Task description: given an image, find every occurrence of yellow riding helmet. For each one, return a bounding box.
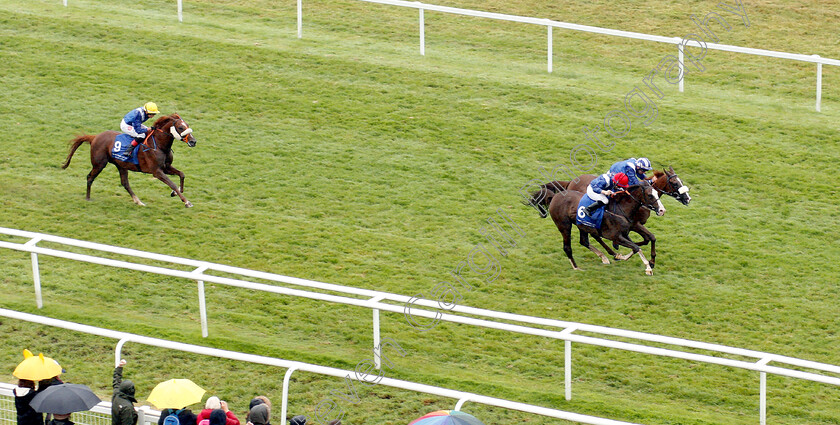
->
[143,102,160,115]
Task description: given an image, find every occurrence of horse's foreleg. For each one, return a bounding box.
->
[118,167,145,206]
[632,224,656,268]
[581,232,610,264]
[593,235,617,258]
[613,234,652,275]
[164,165,185,197]
[154,170,192,208]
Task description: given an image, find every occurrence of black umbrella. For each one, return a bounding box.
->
[30,384,102,414]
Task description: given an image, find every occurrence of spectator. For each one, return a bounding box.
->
[14,379,43,425]
[245,404,269,425]
[197,398,239,425]
[111,359,138,425]
[247,396,271,412]
[158,408,197,425]
[46,414,73,425]
[209,410,227,425]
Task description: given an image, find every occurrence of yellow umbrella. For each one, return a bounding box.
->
[146,379,206,409]
[13,349,63,381]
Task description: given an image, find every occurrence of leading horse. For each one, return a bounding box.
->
[61,114,197,207]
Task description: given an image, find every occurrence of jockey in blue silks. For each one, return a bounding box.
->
[119,102,160,148]
[609,157,653,186]
[580,171,630,219]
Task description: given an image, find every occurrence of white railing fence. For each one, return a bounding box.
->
[54,0,839,110]
[0,309,638,425]
[2,227,840,425]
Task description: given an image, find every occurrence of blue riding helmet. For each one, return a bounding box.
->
[635,157,652,171]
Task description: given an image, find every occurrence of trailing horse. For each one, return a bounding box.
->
[61,114,197,207]
[546,183,665,275]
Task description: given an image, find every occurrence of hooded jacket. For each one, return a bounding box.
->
[246,404,269,425]
[14,385,44,425]
[111,367,138,425]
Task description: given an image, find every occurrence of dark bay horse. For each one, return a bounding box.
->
[528,167,689,268]
[546,183,664,275]
[61,114,197,207]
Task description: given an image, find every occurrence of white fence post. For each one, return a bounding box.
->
[419,7,425,56]
[565,340,572,400]
[454,397,469,410]
[370,296,385,369]
[177,0,182,22]
[547,25,553,73]
[758,358,770,425]
[677,39,684,93]
[63,0,67,6]
[115,338,130,367]
[194,265,210,337]
[281,367,298,423]
[25,238,43,308]
[814,55,822,112]
[31,253,42,309]
[297,0,303,38]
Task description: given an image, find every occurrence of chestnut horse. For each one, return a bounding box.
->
[61,114,197,207]
[546,183,664,275]
[527,167,689,268]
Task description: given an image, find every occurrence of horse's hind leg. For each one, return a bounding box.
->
[118,167,145,206]
[579,230,610,264]
[164,165,185,197]
[153,169,192,208]
[554,219,580,270]
[85,163,107,201]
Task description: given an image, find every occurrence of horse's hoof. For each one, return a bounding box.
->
[601,258,611,265]
[645,269,653,276]
[171,190,176,197]
[573,267,583,271]
[185,201,193,208]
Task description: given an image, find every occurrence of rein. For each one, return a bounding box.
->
[617,184,659,215]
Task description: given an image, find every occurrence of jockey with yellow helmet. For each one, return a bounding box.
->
[119,102,159,149]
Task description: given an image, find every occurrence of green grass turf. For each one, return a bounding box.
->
[0,0,839,424]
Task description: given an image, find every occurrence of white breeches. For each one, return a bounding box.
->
[586,186,610,204]
[120,120,144,138]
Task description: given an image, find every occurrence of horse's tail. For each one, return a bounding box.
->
[61,135,94,169]
[520,181,572,218]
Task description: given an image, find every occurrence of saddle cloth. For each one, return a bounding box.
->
[111,134,140,165]
[575,194,605,229]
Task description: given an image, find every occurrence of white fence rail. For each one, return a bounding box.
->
[2,227,840,424]
[55,0,839,110]
[0,309,638,425]
[295,0,839,111]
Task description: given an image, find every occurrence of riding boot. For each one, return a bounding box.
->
[583,200,606,217]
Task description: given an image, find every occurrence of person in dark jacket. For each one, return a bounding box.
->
[111,359,138,425]
[46,414,74,425]
[14,379,43,425]
[158,409,197,425]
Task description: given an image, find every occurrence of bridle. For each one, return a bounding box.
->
[653,172,689,199]
[612,181,660,219]
[169,118,193,143]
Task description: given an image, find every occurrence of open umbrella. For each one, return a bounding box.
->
[146,379,206,409]
[30,384,101,414]
[13,349,63,381]
[408,411,485,425]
